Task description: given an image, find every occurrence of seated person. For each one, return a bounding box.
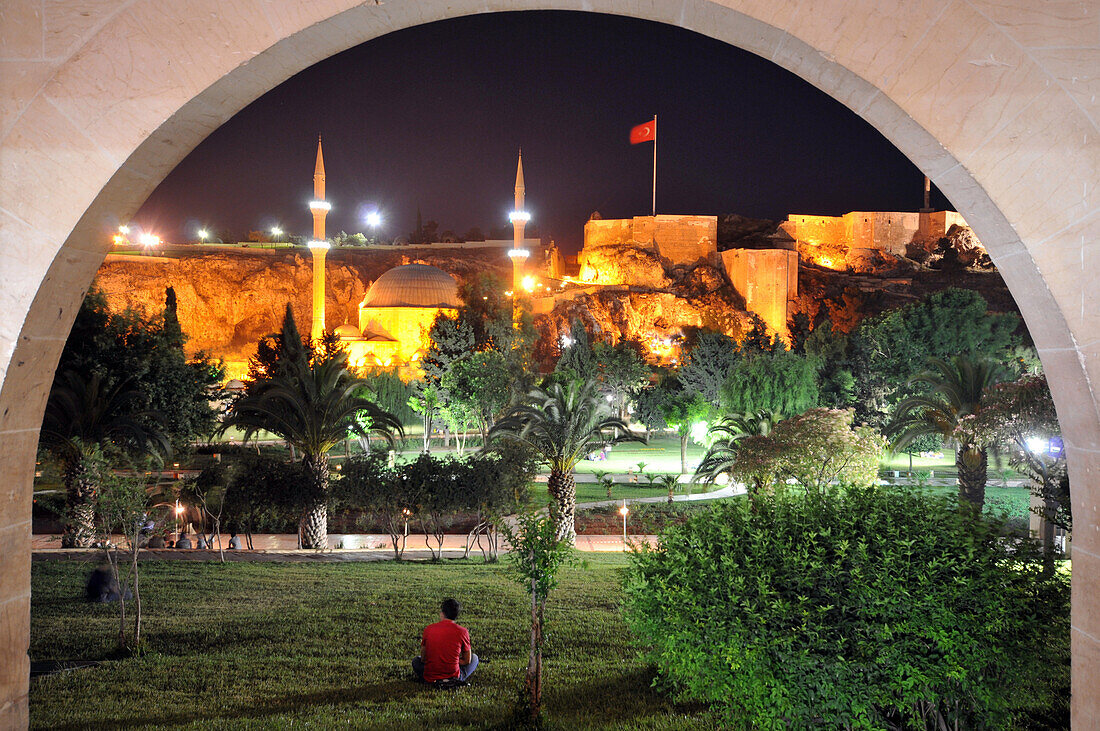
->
[175,533,193,549]
[412,598,478,684]
[228,533,241,550]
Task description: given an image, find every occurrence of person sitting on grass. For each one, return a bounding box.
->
[412,598,478,684]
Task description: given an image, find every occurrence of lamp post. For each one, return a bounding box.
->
[619,503,629,551]
[174,500,184,538]
[198,228,209,243]
[402,508,412,556]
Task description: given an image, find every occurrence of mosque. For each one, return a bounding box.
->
[304,139,530,378]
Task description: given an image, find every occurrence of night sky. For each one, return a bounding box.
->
[135,11,952,253]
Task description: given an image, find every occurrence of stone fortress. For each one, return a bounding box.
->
[93,144,988,379]
[537,200,977,345]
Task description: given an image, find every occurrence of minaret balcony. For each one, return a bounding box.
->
[307,239,331,250]
[309,200,331,211]
[507,248,530,259]
[508,211,531,223]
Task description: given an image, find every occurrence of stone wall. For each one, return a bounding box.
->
[720,249,799,337]
[781,210,971,266]
[579,215,718,283]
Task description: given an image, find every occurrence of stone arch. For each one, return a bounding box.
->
[1,2,1096,725]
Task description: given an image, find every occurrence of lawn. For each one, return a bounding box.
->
[30,556,717,730]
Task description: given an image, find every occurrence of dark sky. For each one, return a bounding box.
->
[135,11,951,253]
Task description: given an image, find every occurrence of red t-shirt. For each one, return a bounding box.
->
[421,620,471,682]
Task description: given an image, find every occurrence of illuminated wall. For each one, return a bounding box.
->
[781,210,970,268]
[720,249,799,338]
[341,305,457,379]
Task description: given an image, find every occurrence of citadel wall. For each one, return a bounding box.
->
[781,210,968,265]
[720,249,799,337]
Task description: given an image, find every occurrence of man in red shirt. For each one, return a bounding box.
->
[412,598,478,683]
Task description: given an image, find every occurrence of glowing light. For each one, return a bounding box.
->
[508,210,531,223]
[1026,436,1048,453]
[482,296,488,300]
[174,501,184,516]
[507,248,530,259]
[138,233,160,247]
[198,228,209,241]
[561,336,573,347]
[619,505,629,517]
[270,226,282,236]
[365,211,382,228]
[715,473,730,486]
[522,275,536,292]
[819,257,834,268]
[112,234,125,245]
[307,239,330,250]
[118,225,130,234]
[690,421,709,444]
[309,200,331,211]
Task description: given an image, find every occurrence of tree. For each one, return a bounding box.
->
[656,382,712,474]
[729,408,884,495]
[694,410,782,497]
[718,348,819,418]
[962,374,1069,571]
[803,320,855,408]
[442,349,512,444]
[94,474,151,652]
[490,379,642,542]
[221,307,401,548]
[593,340,650,418]
[624,487,1069,728]
[677,330,739,407]
[499,509,574,724]
[457,272,508,348]
[554,319,598,384]
[886,356,1003,510]
[850,289,1019,425]
[40,370,169,547]
[55,287,223,454]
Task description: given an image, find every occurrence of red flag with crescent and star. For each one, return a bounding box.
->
[630,118,656,144]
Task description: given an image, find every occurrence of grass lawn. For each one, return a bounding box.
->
[31,556,717,730]
[571,479,725,505]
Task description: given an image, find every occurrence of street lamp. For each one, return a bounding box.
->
[619,503,629,550]
[401,508,412,555]
[270,226,283,242]
[118,224,130,234]
[198,228,209,243]
[365,211,382,228]
[174,499,184,537]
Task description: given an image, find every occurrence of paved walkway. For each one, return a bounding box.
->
[31,532,657,560]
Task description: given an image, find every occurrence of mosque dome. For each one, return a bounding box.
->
[360,264,460,308]
[335,323,362,339]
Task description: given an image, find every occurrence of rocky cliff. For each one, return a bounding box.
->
[94,247,512,365]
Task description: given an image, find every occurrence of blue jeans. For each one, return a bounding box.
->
[412,653,478,682]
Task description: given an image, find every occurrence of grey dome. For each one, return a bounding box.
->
[361,264,460,308]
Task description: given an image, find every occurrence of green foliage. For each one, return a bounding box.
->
[624,487,1070,729]
[850,288,1020,424]
[442,349,513,438]
[718,348,819,417]
[359,368,416,425]
[803,319,855,408]
[56,287,223,453]
[593,340,650,417]
[223,453,312,534]
[554,319,598,384]
[677,330,739,406]
[729,408,884,493]
[631,384,670,431]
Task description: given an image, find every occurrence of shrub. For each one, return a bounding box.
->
[624,486,1069,729]
[730,408,884,494]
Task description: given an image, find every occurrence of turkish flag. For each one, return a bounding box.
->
[630,119,656,144]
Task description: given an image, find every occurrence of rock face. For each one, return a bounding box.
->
[93,247,511,366]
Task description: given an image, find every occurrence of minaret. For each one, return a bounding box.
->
[507,151,531,321]
[308,136,331,343]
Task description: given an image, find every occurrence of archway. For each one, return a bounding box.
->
[1,2,1095,725]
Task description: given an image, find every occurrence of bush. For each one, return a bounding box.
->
[624,487,1069,729]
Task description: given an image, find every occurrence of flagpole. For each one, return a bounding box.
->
[651,114,657,217]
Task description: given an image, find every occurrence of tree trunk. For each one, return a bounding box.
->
[956,446,988,511]
[680,432,688,475]
[547,469,576,544]
[300,453,330,549]
[62,460,97,548]
[525,576,543,722]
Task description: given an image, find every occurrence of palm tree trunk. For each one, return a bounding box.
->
[680,431,688,474]
[547,469,576,544]
[62,459,96,548]
[957,446,988,511]
[300,453,330,549]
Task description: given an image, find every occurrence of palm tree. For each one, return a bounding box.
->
[40,370,169,547]
[886,356,1002,510]
[221,344,401,549]
[490,379,642,542]
[694,410,781,496]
